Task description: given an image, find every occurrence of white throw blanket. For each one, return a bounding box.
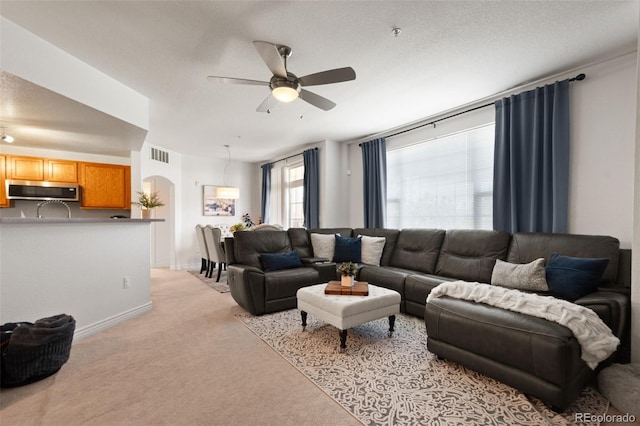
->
[427,281,620,369]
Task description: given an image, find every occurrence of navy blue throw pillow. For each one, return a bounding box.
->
[261,251,303,272]
[333,235,362,263]
[545,253,609,301]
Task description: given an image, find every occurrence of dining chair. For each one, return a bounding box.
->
[204,225,226,281]
[195,224,209,274]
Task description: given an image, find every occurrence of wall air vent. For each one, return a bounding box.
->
[151,147,169,164]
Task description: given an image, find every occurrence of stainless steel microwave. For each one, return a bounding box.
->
[6,180,80,201]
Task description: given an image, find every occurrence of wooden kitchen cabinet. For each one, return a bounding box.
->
[44,159,78,182]
[7,155,44,180]
[78,162,131,209]
[0,155,10,207]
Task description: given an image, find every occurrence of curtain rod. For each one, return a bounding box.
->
[266,147,318,166]
[378,73,586,140]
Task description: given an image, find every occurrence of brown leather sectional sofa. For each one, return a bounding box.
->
[224,227,630,410]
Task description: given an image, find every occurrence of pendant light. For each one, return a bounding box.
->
[215,144,240,199]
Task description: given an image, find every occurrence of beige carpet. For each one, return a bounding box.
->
[0,269,633,425]
[0,269,360,426]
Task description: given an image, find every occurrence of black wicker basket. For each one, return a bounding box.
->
[1,314,75,387]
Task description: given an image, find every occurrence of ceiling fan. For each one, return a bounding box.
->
[207,41,356,112]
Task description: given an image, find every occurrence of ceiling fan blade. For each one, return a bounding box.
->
[207,76,268,86]
[299,89,336,111]
[256,95,278,113]
[253,41,287,78]
[298,67,356,86]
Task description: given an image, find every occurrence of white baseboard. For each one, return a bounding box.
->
[73,302,153,341]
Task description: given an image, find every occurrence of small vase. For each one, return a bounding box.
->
[141,209,153,219]
[341,275,354,287]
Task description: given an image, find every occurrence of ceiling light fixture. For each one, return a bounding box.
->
[1,127,14,143]
[271,79,300,103]
[216,144,240,199]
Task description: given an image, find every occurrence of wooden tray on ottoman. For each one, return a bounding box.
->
[324,281,369,296]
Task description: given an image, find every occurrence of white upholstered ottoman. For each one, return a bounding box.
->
[296,283,401,351]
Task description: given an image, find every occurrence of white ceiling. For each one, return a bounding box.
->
[0,1,638,162]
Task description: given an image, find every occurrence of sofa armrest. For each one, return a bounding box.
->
[226,264,266,315]
[574,291,629,338]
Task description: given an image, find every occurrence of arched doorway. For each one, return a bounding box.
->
[143,176,175,269]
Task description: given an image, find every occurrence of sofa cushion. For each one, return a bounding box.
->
[264,267,320,301]
[260,251,303,272]
[359,235,386,266]
[358,265,408,299]
[310,233,336,260]
[353,228,400,266]
[233,230,292,270]
[288,228,313,258]
[389,229,445,274]
[435,229,510,283]
[546,253,609,301]
[506,233,620,285]
[333,235,362,263]
[491,258,548,292]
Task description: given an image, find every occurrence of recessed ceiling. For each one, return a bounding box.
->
[0,1,638,162]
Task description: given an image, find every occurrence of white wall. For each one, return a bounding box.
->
[569,54,637,247]
[137,141,259,271]
[176,153,257,270]
[344,54,637,248]
[0,221,152,339]
[320,140,350,227]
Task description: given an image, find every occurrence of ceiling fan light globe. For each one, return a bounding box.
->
[272,86,299,103]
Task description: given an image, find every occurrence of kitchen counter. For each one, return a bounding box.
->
[1,218,158,340]
[0,218,164,224]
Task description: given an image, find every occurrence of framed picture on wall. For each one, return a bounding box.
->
[203,185,236,216]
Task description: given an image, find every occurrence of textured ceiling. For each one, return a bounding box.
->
[0,1,638,162]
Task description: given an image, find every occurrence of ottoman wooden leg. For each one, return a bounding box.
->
[301,311,307,331]
[339,329,348,352]
[388,315,396,336]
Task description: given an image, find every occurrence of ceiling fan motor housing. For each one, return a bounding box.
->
[270,73,300,102]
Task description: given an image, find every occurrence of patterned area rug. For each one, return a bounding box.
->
[188,270,230,293]
[238,310,609,426]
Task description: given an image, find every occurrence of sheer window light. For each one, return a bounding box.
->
[387,124,495,230]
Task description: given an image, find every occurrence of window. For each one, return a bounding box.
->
[286,163,304,228]
[387,124,495,230]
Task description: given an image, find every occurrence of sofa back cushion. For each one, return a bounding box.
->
[233,230,293,270]
[288,228,313,258]
[388,229,445,273]
[507,232,620,285]
[435,229,511,283]
[288,228,354,259]
[353,228,400,266]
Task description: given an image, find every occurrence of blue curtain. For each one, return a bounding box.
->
[360,138,387,228]
[493,80,570,233]
[260,163,272,224]
[303,148,319,228]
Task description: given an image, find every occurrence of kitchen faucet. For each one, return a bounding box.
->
[36,200,72,218]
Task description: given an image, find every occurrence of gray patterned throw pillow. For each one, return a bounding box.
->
[491,258,548,292]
